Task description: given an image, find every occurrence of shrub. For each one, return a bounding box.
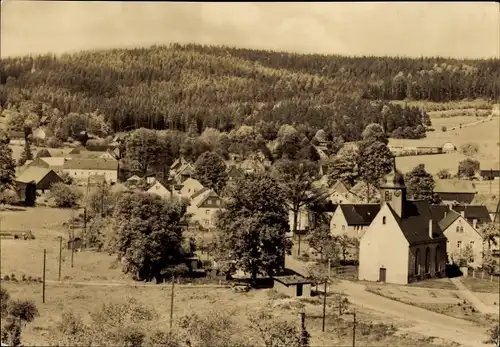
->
[3,275,10,281]
[441,126,447,132]
[46,136,62,148]
[49,183,82,208]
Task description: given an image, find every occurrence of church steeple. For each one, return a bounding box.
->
[379,156,406,218]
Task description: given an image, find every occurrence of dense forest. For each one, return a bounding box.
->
[0,43,498,140]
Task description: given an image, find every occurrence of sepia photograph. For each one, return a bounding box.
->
[0,1,499,346]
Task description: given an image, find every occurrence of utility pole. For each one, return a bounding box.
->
[42,249,46,303]
[169,275,175,331]
[328,258,331,279]
[58,236,62,281]
[100,182,104,217]
[352,311,357,347]
[322,280,327,332]
[83,207,87,247]
[71,209,74,268]
[297,233,301,256]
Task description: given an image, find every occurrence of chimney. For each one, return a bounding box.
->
[460,211,465,218]
[429,219,433,238]
[473,219,477,229]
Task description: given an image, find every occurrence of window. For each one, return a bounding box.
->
[424,247,431,274]
[470,241,474,247]
[216,200,221,206]
[205,210,209,215]
[333,224,336,229]
[382,216,386,225]
[341,225,345,231]
[456,226,460,232]
[457,241,462,248]
[384,191,392,202]
[460,227,464,233]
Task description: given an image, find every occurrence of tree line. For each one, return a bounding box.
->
[0,43,462,141]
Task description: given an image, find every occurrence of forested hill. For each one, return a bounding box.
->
[0,43,498,139]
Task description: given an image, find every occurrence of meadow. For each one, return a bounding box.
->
[2,281,458,347]
[392,116,499,175]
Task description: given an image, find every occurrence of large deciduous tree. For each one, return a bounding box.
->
[357,140,393,202]
[458,158,480,180]
[215,173,291,282]
[272,159,324,235]
[125,128,169,176]
[404,164,436,201]
[193,151,228,194]
[110,191,189,282]
[361,123,388,145]
[327,145,360,187]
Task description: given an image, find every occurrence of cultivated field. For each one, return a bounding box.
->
[1,282,462,347]
[392,116,500,174]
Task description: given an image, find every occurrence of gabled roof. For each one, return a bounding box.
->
[63,159,118,171]
[190,187,210,200]
[40,157,66,168]
[331,180,351,195]
[387,201,446,244]
[196,190,220,208]
[451,205,491,224]
[429,204,450,222]
[339,204,380,225]
[176,163,194,177]
[16,167,55,184]
[313,145,329,161]
[438,210,461,231]
[127,175,141,182]
[434,179,476,194]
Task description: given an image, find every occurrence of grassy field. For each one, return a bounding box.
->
[460,277,500,294]
[0,206,127,282]
[392,116,500,174]
[406,278,458,291]
[1,282,463,347]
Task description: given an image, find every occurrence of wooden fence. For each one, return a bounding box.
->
[467,268,500,281]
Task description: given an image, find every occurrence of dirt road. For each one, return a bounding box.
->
[337,280,494,347]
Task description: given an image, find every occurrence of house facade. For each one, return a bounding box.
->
[358,163,447,285]
[186,189,223,229]
[438,210,484,268]
[16,167,63,193]
[9,131,25,145]
[63,159,118,183]
[178,178,204,199]
[147,180,172,200]
[434,179,476,204]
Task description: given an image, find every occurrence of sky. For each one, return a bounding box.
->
[1,1,499,59]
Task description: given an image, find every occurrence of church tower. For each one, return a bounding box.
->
[379,156,406,218]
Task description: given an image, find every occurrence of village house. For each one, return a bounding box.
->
[238,158,266,174]
[450,205,492,229]
[25,157,66,173]
[480,168,500,180]
[147,180,172,200]
[9,131,25,145]
[434,179,476,205]
[170,157,190,174]
[330,204,380,239]
[16,167,63,194]
[63,158,118,183]
[126,174,141,183]
[226,165,245,182]
[325,180,358,204]
[438,210,484,268]
[173,162,194,184]
[186,188,223,229]
[358,162,447,285]
[178,177,204,200]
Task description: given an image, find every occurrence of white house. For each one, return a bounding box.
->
[63,158,118,183]
[178,177,204,199]
[186,189,223,229]
[442,142,456,153]
[438,210,484,268]
[147,180,172,200]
